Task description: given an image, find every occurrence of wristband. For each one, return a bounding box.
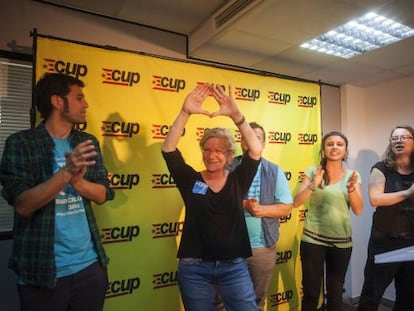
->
[234,115,245,126]
[308,184,316,192]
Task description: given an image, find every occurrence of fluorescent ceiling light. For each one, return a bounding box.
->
[300,12,414,59]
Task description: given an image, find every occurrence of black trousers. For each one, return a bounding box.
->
[300,241,352,311]
[357,234,414,311]
[17,262,108,311]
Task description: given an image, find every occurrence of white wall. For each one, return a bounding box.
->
[321,84,341,133]
[341,75,414,303]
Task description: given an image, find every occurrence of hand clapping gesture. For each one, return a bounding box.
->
[312,165,325,188]
[346,171,358,193]
[64,139,97,182]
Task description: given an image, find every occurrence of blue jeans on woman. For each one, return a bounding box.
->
[178,257,257,311]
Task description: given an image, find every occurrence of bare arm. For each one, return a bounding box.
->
[245,199,292,218]
[14,140,106,216]
[210,85,261,160]
[162,83,210,152]
[293,175,313,207]
[71,177,107,204]
[347,170,363,215]
[293,166,324,207]
[369,167,414,207]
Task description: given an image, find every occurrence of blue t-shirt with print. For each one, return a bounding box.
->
[53,137,97,277]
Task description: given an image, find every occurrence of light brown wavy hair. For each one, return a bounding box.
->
[383,125,414,171]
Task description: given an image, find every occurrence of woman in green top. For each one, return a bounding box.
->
[294,131,363,311]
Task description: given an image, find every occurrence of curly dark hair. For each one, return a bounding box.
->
[35,73,85,120]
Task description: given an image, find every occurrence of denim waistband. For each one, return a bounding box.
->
[179,257,243,264]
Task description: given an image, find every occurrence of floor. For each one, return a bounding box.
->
[343,302,393,311]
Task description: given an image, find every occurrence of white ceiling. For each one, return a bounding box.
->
[36,0,414,87]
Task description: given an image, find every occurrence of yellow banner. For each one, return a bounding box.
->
[35,35,321,311]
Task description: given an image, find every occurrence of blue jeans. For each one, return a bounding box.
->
[178,257,257,311]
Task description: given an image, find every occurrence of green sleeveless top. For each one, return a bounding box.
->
[302,166,361,248]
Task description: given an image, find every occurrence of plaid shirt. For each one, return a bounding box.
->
[0,122,114,288]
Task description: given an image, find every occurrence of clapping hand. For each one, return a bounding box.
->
[64,140,97,181]
[312,165,325,188]
[347,171,358,192]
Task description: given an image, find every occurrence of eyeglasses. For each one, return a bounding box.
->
[202,149,229,156]
[390,135,414,142]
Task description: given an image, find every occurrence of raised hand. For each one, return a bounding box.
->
[312,165,325,188]
[210,84,240,119]
[181,83,211,116]
[346,170,358,192]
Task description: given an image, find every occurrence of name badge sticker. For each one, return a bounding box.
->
[192,180,208,195]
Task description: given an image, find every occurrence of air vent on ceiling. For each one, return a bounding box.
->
[214,0,255,29]
[189,0,263,55]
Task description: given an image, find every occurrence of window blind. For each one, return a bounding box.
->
[0,59,32,233]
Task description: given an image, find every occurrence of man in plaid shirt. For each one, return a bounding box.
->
[0,73,114,311]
